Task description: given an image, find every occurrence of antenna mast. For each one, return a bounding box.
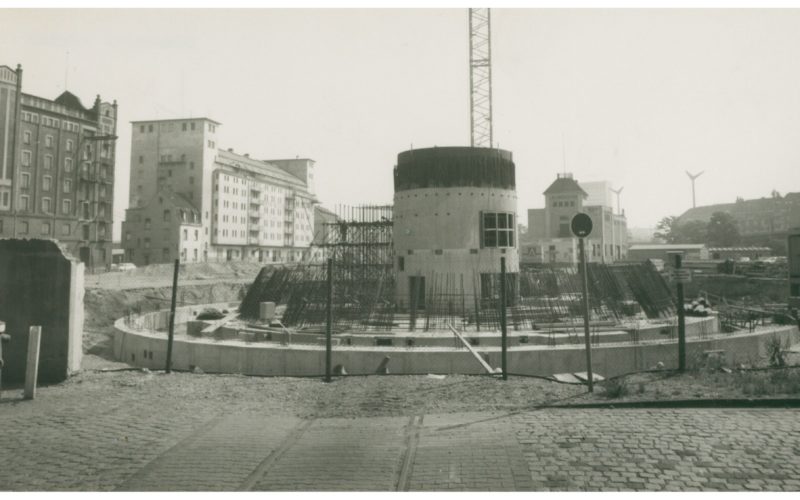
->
[469,8,493,148]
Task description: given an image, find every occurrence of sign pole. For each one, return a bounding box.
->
[571,212,595,393]
[578,237,594,393]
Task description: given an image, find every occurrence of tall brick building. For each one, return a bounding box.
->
[0,64,117,270]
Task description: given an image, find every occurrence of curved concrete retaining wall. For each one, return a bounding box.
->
[113,305,796,378]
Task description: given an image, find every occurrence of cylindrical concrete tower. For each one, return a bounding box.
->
[393,147,519,309]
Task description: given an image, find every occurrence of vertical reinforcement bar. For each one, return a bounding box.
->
[500,257,508,380]
[579,238,594,392]
[325,257,333,383]
[166,258,179,374]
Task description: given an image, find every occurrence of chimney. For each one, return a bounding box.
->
[244,153,249,158]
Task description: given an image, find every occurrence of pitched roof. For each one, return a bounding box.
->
[216,149,308,189]
[54,91,89,113]
[629,244,706,251]
[543,175,588,196]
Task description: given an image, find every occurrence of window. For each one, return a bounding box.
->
[189,176,194,185]
[182,123,187,131]
[41,222,50,235]
[45,135,53,148]
[144,218,151,229]
[44,155,53,169]
[183,229,188,241]
[21,172,30,188]
[144,238,150,248]
[140,125,145,133]
[163,210,170,222]
[481,212,515,248]
[66,139,73,152]
[62,223,71,236]
[20,221,28,234]
[194,229,198,241]
[62,199,72,214]
[65,158,73,171]
[148,124,153,133]
[42,198,51,213]
[398,256,405,271]
[21,150,31,166]
[64,179,72,193]
[100,185,107,198]
[190,161,194,170]
[23,131,31,144]
[139,155,144,164]
[43,176,52,191]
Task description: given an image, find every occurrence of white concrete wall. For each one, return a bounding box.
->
[114,306,795,378]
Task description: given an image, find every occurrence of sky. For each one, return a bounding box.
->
[3,8,800,240]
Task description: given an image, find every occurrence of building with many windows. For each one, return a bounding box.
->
[523,173,628,264]
[121,118,317,265]
[0,64,117,269]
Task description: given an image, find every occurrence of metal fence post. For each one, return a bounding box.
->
[500,257,508,380]
[165,259,179,373]
[675,253,687,371]
[325,258,333,383]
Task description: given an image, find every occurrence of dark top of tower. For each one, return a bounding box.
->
[394,146,515,192]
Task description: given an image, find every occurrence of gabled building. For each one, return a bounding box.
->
[523,173,628,264]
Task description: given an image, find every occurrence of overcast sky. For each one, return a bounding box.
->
[3,8,800,239]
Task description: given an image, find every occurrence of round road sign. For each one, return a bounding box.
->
[571,213,593,237]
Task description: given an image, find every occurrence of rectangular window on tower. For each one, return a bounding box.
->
[481,212,515,248]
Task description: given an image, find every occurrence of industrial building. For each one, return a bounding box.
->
[522,174,628,264]
[0,64,118,270]
[121,118,317,265]
[392,146,519,307]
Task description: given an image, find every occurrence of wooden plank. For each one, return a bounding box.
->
[447,323,496,374]
[24,326,42,400]
[573,371,604,383]
[200,313,240,334]
[551,373,582,384]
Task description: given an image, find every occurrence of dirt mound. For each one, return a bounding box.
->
[82,281,248,360]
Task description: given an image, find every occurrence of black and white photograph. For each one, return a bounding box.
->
[1,0,800,493]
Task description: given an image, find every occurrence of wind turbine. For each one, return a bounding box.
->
[686,170,704,208]
[610,186,624,215]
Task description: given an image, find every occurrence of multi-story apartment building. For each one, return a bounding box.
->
[522,173,628,264]
[121,118,317,265]
[0,64,117,269]
[677,191,800,254]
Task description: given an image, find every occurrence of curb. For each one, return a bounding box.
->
[545,398,800,409]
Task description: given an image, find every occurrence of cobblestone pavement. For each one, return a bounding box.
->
[1,375,800,491]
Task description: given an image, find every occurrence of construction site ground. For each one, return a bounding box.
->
[3,262,797,490]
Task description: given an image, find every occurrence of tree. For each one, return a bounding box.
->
[706,211,740,247]
[676,220,708,244]
[654,216,679,243]
[654,216,707,244]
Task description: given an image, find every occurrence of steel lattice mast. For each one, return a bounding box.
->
[469,8,493,148]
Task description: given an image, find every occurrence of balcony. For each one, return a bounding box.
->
[249,210,260,218]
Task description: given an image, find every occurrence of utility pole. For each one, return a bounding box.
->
[325,258,333,383]
[686,170,704,209]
